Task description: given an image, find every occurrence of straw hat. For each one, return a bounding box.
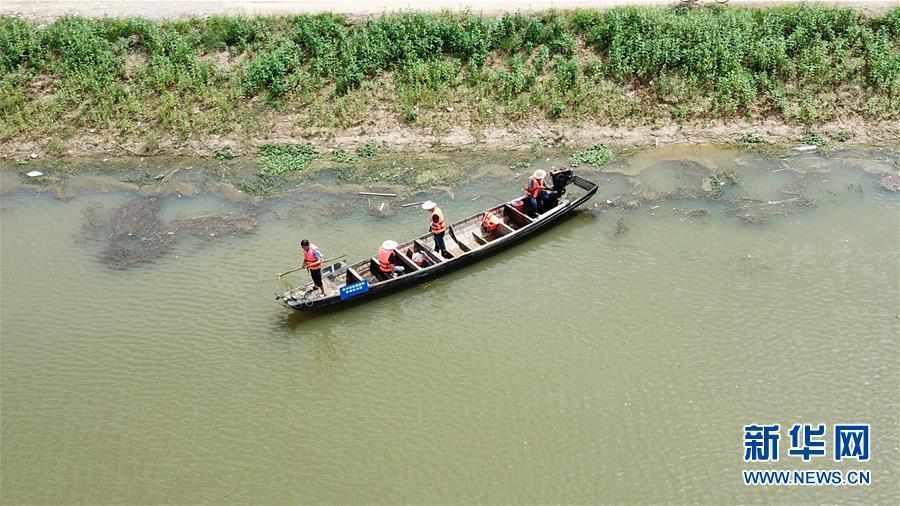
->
[421,200,437,210]
[533,169,547,179]
[382,240,398,250]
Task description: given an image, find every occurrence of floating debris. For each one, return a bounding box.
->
[734,197,816,225]
[25,170,44,178]
[99,197,174,268]
[614,217,629,237]
[793,145,819,152]
[880,174,900,192]
[169,214,257,238]
[153,168,180,181]
[83,196,258,269]
[673,208,710,218]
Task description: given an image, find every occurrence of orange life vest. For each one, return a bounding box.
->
[481,212,500,233]
[430,207,447,234]
[303,244,322,270]
[526,176,544,198]
[378,247,395,273]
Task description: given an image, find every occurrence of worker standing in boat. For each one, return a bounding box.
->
[378,240,405,277]
[300,239,325,296]
[523,169,547,216]
[422,201,450,258]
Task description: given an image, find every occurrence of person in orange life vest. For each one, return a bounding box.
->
[377,240,405,277]
[523,169,547,217]
[421,200,450,258]
[300,239,325,295]
[481,211,501,234]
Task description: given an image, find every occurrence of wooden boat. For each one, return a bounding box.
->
[277,168,598,311]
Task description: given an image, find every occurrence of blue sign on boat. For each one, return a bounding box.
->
[340,280,369,300]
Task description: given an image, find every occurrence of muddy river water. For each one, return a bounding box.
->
[1,145,898,503]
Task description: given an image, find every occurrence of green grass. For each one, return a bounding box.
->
[258,143,319,176]
[1,5,898,144]
[569,144,613,167]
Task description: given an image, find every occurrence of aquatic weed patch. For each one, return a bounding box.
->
[258,143,319,176]
[799,131,828,147]
[238,174,283,195]
[355,142,378,159]
[569,144,613,168]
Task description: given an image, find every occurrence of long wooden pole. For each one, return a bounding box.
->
[278,255,346,278]
[358,192,397,197]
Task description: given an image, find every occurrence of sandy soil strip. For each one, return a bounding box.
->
[2,119,898,161]
[2,1,895,21]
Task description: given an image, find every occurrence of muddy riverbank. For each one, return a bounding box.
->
[3,119,900,163]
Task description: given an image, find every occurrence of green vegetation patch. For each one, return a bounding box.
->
[1,6,899,142]
[799,131,828,147]
[569,144,613,168]
[258,143,319,176]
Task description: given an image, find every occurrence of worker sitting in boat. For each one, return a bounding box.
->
[481,211,501,234]
[378,240,405,277]
[422,201,451,258]
[523,169,547,217]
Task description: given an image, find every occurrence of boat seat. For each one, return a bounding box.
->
[345,268,363,284]
[448,226,470,252]
[370,258,391,281]
[504,204,534,226]
[495,221,514,235]
[471,232,488,245]
[394,250,420,272]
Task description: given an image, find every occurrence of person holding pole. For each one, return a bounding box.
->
[421,201,450,258]
[300,239,325,296]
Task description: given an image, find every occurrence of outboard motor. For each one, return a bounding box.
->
[542,168,574,210]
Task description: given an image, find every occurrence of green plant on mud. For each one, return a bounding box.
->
[2,5,899,142]
[569,144,613,168]
[258,143,319,176]
[799,131,828,146]
[334,161,462,188]
[355,142,378,159]
[214,146,236,160]
[330,147,355,163]
[238,174,282,195]
[738,133,766,144]
[829,130,854,142]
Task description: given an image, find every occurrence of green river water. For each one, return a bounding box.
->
[1,145,898,503]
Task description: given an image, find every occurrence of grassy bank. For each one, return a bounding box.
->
[1,5,899,156]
